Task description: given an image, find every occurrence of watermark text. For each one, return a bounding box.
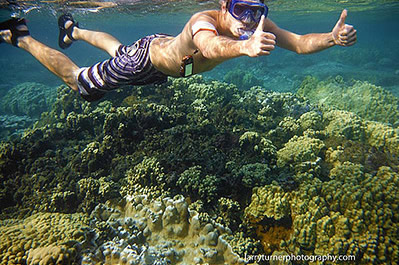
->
[245,253,356,263]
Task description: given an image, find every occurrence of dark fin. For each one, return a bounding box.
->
[0,17,30,47]
[58,13,79,49]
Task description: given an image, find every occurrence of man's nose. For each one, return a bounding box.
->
[241,13,253,24]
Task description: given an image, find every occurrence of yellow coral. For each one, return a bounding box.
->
[277,135,326,169]
[365,121,399,157]
[243,164,399,263]
[0,212,90,265]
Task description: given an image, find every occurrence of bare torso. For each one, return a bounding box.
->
[148,7,355,77]
[149,10,222,77]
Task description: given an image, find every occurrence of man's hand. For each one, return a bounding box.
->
[332,9,357,46]
[244,15,276,57]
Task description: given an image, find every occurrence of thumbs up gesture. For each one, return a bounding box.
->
[244,15,276,57]
[332,9,357,46]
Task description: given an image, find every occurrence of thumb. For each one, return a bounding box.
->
[336,9,347,28]
[256,14,266,32]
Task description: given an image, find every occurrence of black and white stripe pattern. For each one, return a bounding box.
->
[77,34,169,102]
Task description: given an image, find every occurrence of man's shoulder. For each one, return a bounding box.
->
[179,10,220,41]
[191,10,219,23]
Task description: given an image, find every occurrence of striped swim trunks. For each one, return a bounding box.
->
[77,34,169,102]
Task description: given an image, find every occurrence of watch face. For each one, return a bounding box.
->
[185,62,193,76]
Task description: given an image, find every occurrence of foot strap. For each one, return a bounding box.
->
[58,13,79,49]
[0,17,30,47]
[66,21,79,41]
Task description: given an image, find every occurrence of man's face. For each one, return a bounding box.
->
[222,0,266,38]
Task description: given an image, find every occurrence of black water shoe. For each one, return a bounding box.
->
[0,17,30,47]
[58,13,79,49]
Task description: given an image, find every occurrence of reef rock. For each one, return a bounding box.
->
[82,194,245,265]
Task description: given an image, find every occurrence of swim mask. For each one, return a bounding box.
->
[228,0,268,24]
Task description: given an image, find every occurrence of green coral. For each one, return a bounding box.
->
[298,76,399,127]
[323,109,399,158]
[125,156,165,188]
[298,110,324,132]
[79,141,108,174]
[226,231,264,260]
[177,166,220,203]
[38,85,89,126]
[77,177,118,213]
[185,77,238,107]
[216,197,242,231]
[245,185,292,222]
[237,163,272,188]
[277,116,301,138]
[239,131,277,163]
[365,121,399,157]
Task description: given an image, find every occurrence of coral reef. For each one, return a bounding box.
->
[323,109,399,159]
[0,75,398,264]
[0,82,56,118]
[298,76,399,127]
[82,194,245,264]
[125,156,166,188]
[0,114,36,140]
[0,82,57,140]
[0,212,90,265]
[177,165,220,203]
[365,121,399,158]
[224,69,264,90]
[239,131,277,163]
[277,135,326,175]
[244,165,399,263]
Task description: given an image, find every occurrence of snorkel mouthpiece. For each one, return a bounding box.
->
[238,28,254,40]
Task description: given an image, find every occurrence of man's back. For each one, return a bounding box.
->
[149,10,223,77]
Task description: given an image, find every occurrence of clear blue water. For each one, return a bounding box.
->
[1,1,398,95]
[1,2,399,263]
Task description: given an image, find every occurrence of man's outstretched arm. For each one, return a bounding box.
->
[267,9,357,54]
[193,15,276,61]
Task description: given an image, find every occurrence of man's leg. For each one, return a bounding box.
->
[20,36,81,90]
[63,20,122,57]
[1,28,80,91]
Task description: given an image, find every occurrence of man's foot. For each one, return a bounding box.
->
[0,18,30,47]
[58,13,79,49]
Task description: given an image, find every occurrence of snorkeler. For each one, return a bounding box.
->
[0,0,357,102]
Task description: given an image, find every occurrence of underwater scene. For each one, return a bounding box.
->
[0,0,399,264]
